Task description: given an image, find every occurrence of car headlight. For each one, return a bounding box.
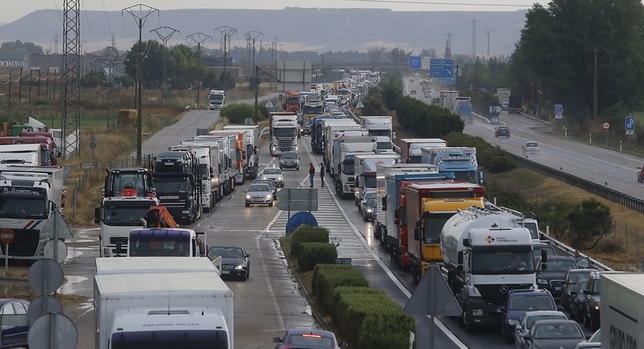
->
[508,319,519,326]
[594,302,600,310]
[262,176,268,180]
[277,177,283,181]
[537,279,548,285]
[366,208,373,213]
[265,194,272,199]
[234,264,244,270]
[246,195,251,200]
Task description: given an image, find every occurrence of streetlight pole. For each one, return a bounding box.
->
[593,48,598,120]
[187,32,212,108]
[122,4,159,165]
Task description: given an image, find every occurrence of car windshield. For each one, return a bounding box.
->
[544,259,578,271]
[158,152,184,159]
[254,180,275,189]
[248,185,270,192]
[263,169,281,175]
[366,198,376,206]
[592,279,601,293]
[575,281,588,292]
[508,295,555,311]
[209,247,243,259]
[526,315,567,329]
[533,323,583,339]
[282,152,297,159]
[526,142,540,147]
[569,271,591,283]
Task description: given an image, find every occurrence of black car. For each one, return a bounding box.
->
[155,150,194,172]
[583,271,603,331]
[561,269,596,312]
[499,288,559,343]
[362,196,377,222]
[535,256,579,303]
[0,298,30,349]
[495,126,511,138]
[208,245,251,281]
[568,279,589,322]
[638,162,644,182]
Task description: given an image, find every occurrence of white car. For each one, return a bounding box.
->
[522,141,541,152]
[244,183,273,207]
[260,167,284,188]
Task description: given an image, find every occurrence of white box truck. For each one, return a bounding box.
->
[94,271,234,349]
[600,273,644,349]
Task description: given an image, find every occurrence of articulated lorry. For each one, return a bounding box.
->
[358,116,394,153]
[600,273,644,349]
[353,153,400,206]
[405,182,486,282]
[169,145,218,212]
[0,166,66,259]
[188,136,236,196]
[223,125,259,179]
[421,146,482,184]
[202,132,246,185]
[441,206,536,331]
[323,120,367,177]
[371,164,442,257]
[310,115,335,154]
[334,137,377,199]
[128,228,208,258]
[152,150,202,224]
[268,112,299,156]
[208,89,225,110]
[400,138,447,164]
[95,270,234,349]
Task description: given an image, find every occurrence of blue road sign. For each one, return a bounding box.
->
[491,116,499,125]
[409,56,421,70]
[441,59,454,65]
[626,117,635,131]
[430,59,442,65]
[430,59,454,78]
[554,104,563,119]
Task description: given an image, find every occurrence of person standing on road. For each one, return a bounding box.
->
[309,163,315,187]
[320,162,325,187]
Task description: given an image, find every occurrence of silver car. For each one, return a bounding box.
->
[525,319,585,349]
[279,152,299,171]
[245,183,273,207]
[514,311,567,349]
[260,167,284,188]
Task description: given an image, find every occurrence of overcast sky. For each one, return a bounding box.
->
[3,0,542,24]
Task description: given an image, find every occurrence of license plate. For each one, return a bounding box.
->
[222,271,230,274]
[165,162,174,165]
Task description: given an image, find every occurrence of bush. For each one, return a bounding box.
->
[328,286,386,319]
[219,103,268,124]
[291,226,329,257]
[298,242,337,271]
[487,155,516,173]
[312,264,368,311]
[596,238,625,253]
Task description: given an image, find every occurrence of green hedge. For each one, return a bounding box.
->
[219,103,268,123]
[312,264,368,311]
[291,226,329,257]
[336,293,415,349]
[328,286,386,319]
[298,242,338,271]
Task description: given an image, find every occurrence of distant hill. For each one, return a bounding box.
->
[0,8,528,56]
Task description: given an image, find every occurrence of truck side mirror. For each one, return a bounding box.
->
[381,197,386,211]
[94,207,101,223]
[541,250,547,262]
[458,251,463,264]
[463,238,470,247]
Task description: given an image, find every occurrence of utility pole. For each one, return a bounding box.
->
[245,31,263,121]
[485,30,492,59]
[187,32,212,108]
[151,26,180,98]
[214,26,237,90]
[471,19,476,61]
[122,4,159,165]
[593,48,598,120]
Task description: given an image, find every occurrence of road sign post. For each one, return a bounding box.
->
[0,229,14,274]
[626,116,635,135]
[276,188,318,234]
[554,104,563,119]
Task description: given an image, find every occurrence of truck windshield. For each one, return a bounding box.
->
[154,177,190,193]
[273,128,298,138]
[102,201,155,226]
[376,141,392,150]
[110,172,147,197]
[363,176,377,188]
[129,240,190,257]
[470,247,535,274]
[0,187,48,218]
[370,130,391,137]
[303,105,324,114]
[111,330,228,349]
[287,97,299,104]
[452,171,479,184]
[424,213,454,243]
[210,95,224,101]
[342,157,355,175]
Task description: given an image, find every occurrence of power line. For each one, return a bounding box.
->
[186,32,212,107]
[151,26,180,98]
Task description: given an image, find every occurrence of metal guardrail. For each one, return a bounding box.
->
[539,233,613,271]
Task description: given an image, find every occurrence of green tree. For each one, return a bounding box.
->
[123,41,168,88]
[567,198,612,250]
[0,40,43,54]
[367,46,388,64]
[516,0,644,123]
[389,48,410,72]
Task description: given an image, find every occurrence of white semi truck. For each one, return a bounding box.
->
[268,113,299,156]
[600,272,644,349]
[353,153,400,206]
[358,116,394,153]
[94,270,234,349]
[223,125,260,179]
[0,166,66,260]
[170,145,219,211]
[335,137,377,199]
[441,206,537,331]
